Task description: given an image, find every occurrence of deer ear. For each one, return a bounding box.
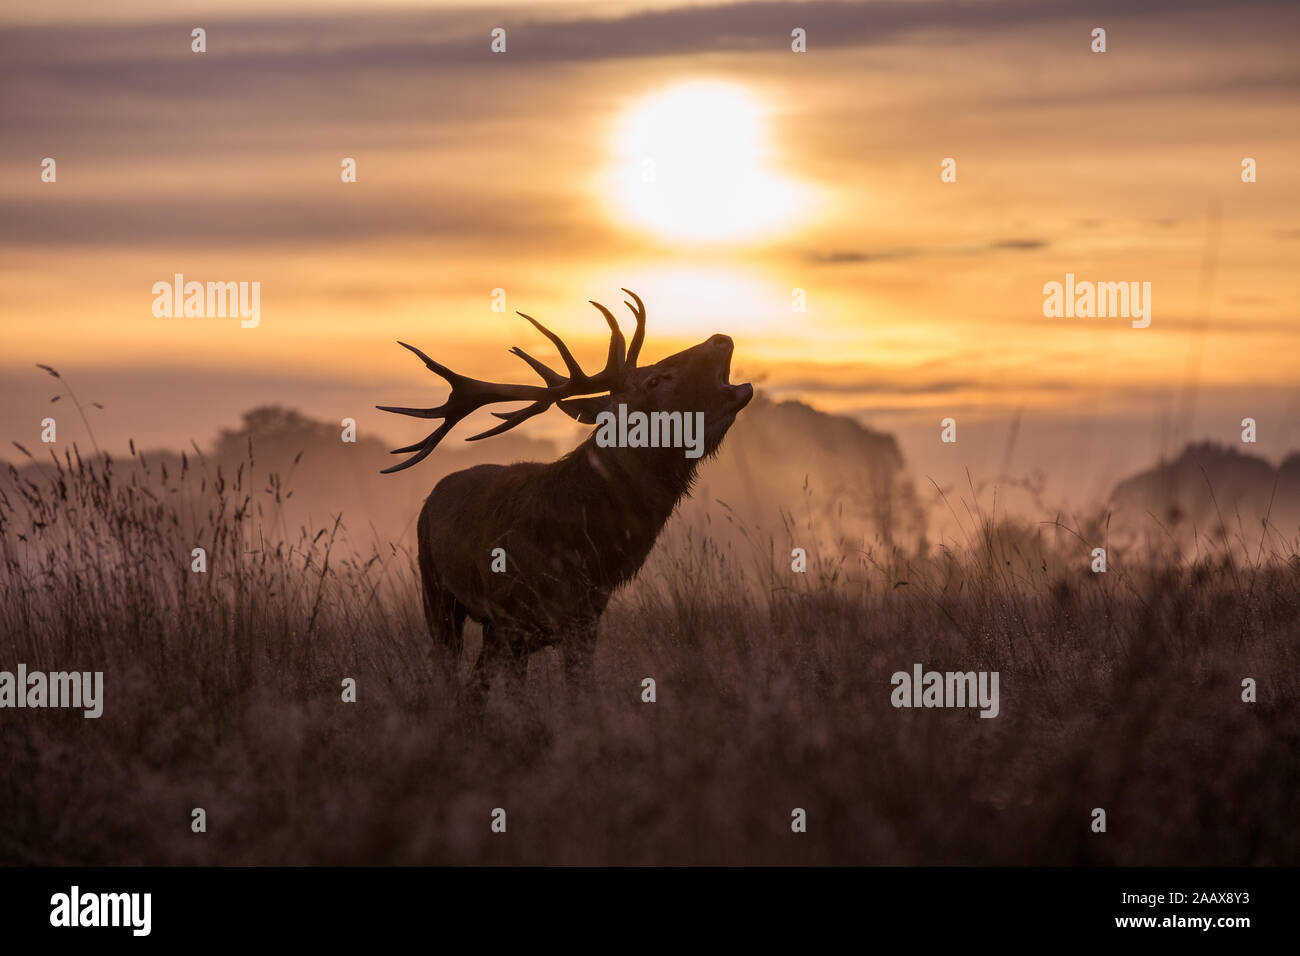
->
[557,395,615,425]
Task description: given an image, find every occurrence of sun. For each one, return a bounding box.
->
[607,82,810,243]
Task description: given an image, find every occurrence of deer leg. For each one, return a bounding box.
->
[493,628,531,699]
[418,549,466,677]
[470,623,529,704]
[467,622,494,705]
[563,622,598,692]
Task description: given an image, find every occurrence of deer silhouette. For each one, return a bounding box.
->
[379,290,752,699]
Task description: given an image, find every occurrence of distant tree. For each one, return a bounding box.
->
[213,406,337,465]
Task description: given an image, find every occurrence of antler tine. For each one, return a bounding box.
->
[588,301,627,373]
[509,346,567,386]
[375,404,441,419]
[516,312,585,380]
[621,288,646,367]
[379,421,454,473]
[468,400,552,440]
[374,341,461,421]
[396,340,456,379]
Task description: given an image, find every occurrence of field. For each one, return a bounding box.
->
[2,437,1298,866]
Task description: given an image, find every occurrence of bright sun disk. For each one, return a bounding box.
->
[608,82,809,242]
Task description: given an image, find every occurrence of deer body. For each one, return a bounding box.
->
[384,293,751,698]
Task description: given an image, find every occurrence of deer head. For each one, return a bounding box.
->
[377,290,752,472]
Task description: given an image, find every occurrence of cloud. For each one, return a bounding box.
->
[987,239,1047,251]
[4,0,1294,79]
[0,193,590,247]
[770,376,1073,397]
[806,239,1048,265]
[806,249,916,265]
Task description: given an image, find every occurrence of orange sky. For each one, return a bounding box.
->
[2,0,1298,504]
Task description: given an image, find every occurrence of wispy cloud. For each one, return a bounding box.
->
[806,239,1048,266]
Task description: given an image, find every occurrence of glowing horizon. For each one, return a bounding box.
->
[2,0,1298,471]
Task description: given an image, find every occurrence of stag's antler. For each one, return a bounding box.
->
[376,289,647,473]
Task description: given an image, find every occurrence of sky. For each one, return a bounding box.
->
[2,0,1297,508]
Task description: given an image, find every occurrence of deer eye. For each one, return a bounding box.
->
[645,376,661,389]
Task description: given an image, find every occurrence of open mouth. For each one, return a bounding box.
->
[716,352,753,409]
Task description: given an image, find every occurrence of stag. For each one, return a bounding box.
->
[379,291,752,699]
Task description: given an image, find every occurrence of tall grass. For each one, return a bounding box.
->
[1,428,1297,865]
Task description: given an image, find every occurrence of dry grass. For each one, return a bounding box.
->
[2,432,1298,866]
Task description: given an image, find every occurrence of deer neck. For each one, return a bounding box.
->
[560,434,699,528]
